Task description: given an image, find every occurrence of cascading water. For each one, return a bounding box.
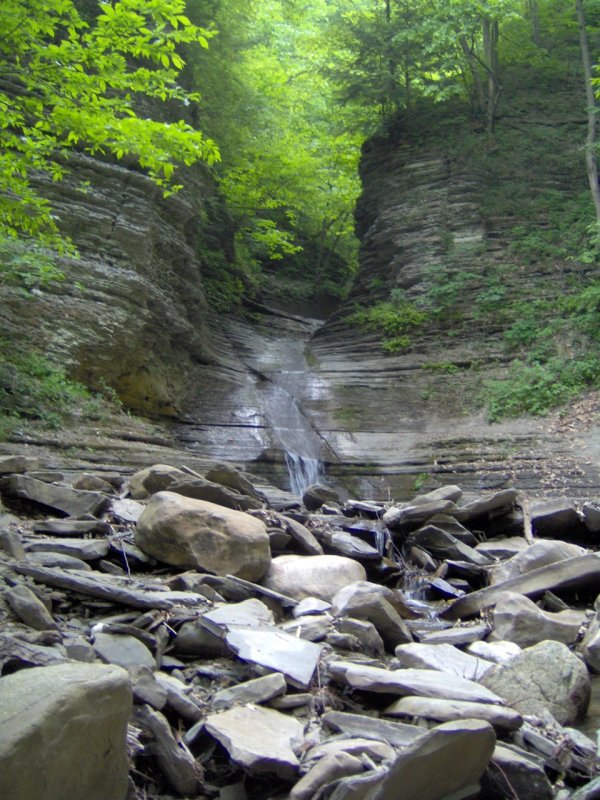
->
[255,326,327,495]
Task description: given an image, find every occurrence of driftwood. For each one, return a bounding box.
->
[515,491,534,545]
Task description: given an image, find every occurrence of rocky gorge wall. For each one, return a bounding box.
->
[3,81,600,504]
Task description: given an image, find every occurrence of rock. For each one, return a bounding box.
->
[303,483,341,510]
[2,475,109,518]
[412,485,464,506]
[154,673,202,721]
[26,551,93,571]
[0,663,131,800]
[261,554,366,602]
[442,554,600,620]
[331,581,413,651]
[279,514,323,555]
[329,662,503,704]
[225,627,323,689]
[582,502,600,533]
[306,737,395,764]
[425,513,477,545]
[135,491,271,581]
[394,642,493,681]
[281,614,332,641]
[0,455,40,473]
[491,592,586,648]
[383,499,459,531]
[466,640,522,664]
[384,696,523,730]
[293,597,332,616]
[168,476,262,511]
[128,464,188,499]
[480,743,553,800]
[138,705,200,796]
[456,489,518,521]
[200,598,275,637]
[407,525,491,565]
[488,540,587,585]
[205,462,265,501]
[92,631,156,670]
[325,529,382,560]
[571,777,600,799]
[129,665,168,709]
[476,536,530,560]
[531,498,582,537]
[0,527,26,558]
[63,637,96,662]
[366,719,496,800]
[332,617,385,657]
[481,640,591,725]
[5,584,57,630]
[72,473,114,492]
[419,623,491,645]
[110,498,145,523]
[581,613,600,672]
[290,753,365,800]
[205,704,304,779]
[174,621,227,657]
[25,536,110,561]
[322,710,426,747]
[212,673,287,710]
[32,519,113,536]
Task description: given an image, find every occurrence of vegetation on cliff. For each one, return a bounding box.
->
[2,0,600,432]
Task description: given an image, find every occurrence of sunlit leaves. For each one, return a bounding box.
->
[0,0,219,259]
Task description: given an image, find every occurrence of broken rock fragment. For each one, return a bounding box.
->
[261,553,366,602]
[205,704,304,779]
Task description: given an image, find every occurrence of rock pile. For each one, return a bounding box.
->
[2,456,600,799]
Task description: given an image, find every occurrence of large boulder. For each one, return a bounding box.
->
[482,640,591,725]
[261,554,366,602]
[128,464,188,499]
[491,592,586,648]
[0,663,131,800]
[135,491,271,581]
[488,540,587,585]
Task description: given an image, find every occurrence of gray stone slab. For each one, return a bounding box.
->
[394,642,493,681]
[329,662,504,704]
[205,704,303,779]
[384,695,523,730]
[225,626,322,689]
[4,474,109,517]
[212,672,287,710]
[200,598,275,638]
[25,536,110,561]
[93,632,156,670]
[322,710,425,747]
[442,554,600,620]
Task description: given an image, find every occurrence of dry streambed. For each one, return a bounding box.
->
[2,457,600,799]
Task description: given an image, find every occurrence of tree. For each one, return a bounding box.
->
[576,0,600,227]
[0,0,219,262]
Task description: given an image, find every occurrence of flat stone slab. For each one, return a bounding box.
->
[205,705,303,779]
[25,537,110,561]
[212,673,287,710]
[3,475,109,517]
[200,598,275,637]
[384,695,523,730]
[329,662,504,704]
[225,626,322,689]
[322,710,426,747]
[394,642,493,681]
[442,554,600,620]
[93,632,156,670]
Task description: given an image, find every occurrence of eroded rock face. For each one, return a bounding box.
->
[0,663,132,800]
[481,640,591,725]
[135,490,271,580]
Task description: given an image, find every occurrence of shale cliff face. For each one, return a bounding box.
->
[1,155,233,416]
[305,92,600,499]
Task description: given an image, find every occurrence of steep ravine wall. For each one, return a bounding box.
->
[306,93,600,499]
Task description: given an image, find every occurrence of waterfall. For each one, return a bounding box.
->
[285,451,324,495]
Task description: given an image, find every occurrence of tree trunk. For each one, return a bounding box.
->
[459,34,486,114]
[482,16,501,134]
[576,0,600,227]
[528,0,543,46]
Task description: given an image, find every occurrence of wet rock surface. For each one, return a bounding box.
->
[2,459,600,798]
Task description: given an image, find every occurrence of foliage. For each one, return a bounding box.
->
[484,356,600,422]
[0,237,65,289]
[0,343,122,436]
[350,294,426,352]
[0,0,219,274]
